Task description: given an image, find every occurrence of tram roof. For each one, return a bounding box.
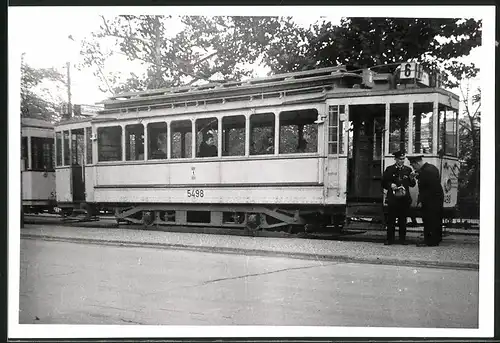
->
[97,66,362,110]
[21,117,54,129]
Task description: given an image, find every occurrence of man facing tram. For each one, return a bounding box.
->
[382,151,416,245]
[408,155,444,247]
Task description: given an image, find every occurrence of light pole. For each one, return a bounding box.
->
[66,61,72,119]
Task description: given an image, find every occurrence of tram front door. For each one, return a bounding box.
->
[347,104,385,202]
[70,129,86,202]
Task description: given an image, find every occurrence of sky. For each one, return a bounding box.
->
[10,7,484,107]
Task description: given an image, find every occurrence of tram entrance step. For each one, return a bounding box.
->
[346,202,384,220]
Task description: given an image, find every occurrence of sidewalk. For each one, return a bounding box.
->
[20,224,479,270]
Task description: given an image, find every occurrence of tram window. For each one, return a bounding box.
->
[196,117,218,158]
[148,122,168,160]
[21,137,28,170]
[438,104,458,156]
[71,129,85,165]
[413,103,433,154]
[250,113,275,155]
[222,115,245,156]
[279,109,318,154]
[31,137,54,171]
[85,127,92,164]
[328,105,344,154]
[97,126,122,162]
[389,103,409,154]
[171,120,192,159]
[55,132,62,166]
[125,124,144,161]
[63,131,70,165]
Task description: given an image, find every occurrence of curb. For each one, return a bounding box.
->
[21,233,479,271]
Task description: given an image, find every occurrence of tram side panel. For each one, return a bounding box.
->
[55,167,73,204]
[92,157,325,205]
[22,171,56,206]
[323,156,348,207]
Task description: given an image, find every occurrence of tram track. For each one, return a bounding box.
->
[23,213,479,239]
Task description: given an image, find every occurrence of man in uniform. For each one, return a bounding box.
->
[408,155,444,246]
[382,151,416,245]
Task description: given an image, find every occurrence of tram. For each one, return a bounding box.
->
[21,117,57,213]
[52,63,460,232]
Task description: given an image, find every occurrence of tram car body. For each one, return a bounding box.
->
[21,118,57,213]
[53,64,460,231]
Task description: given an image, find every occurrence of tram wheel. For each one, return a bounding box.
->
[142,211,155,227]
[245,213,262,232]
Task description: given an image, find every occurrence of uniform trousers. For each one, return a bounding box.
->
[386,200,409,243]
[421,202,443,245]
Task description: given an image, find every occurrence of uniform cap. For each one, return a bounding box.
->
[393,150,406,159]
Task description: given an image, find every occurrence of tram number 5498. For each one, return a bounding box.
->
[187,189,204,198]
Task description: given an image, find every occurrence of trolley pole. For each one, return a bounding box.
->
[66,61,72,119]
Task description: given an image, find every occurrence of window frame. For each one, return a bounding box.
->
[97,125,123,162]
[30,136,55,171]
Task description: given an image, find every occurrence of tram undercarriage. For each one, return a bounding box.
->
[111,203,346,234]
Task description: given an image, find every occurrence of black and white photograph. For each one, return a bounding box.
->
[8,5,496,340]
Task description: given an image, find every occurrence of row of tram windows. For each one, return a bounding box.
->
[21,137,54,171]
[336,102,459,160]
[55,128,93,167]
[386,102,458,157]
[96,109,319,162]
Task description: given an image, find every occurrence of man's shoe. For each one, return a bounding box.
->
[400,240,408,245]
[416,242,429,247]
[384,240,393,245]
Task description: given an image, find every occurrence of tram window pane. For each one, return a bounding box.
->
[148,122,168,160]
[438,104,458,156]
[21,137,28,170]
[413,102,433,154]
[97,126,122,162]
[279,109,318,154]
[56,132,62,166]
[222,115,245,156]
[71,129,85,165]
[85,127,92,164]
[250,113,275,155]
[339,106,346,154]
[125,124,144,161]
[63,131,70,165]
[31,137,54,171]
[328,105,339,155]
[171,120,192,159]
[389,103,409,154]
[196,117,218,158]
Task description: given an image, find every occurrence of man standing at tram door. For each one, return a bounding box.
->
[408,155,444,247]
[382,151,416,245]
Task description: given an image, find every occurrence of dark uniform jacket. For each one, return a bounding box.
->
[416,163,444,206]
[382,164,416,206]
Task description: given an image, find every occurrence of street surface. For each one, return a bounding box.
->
[19,238,478,327]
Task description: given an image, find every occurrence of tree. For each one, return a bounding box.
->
[80,16,481,95]
[457,80,480,206]
[21,55,66,122]
[79,15,288,94]
[265,18,481,88]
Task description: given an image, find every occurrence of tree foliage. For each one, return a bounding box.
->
[457,81,480,206]
[79,15,287,94]
[265,17,481,88]
[21,57,66,122]
[80,16,481,94]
